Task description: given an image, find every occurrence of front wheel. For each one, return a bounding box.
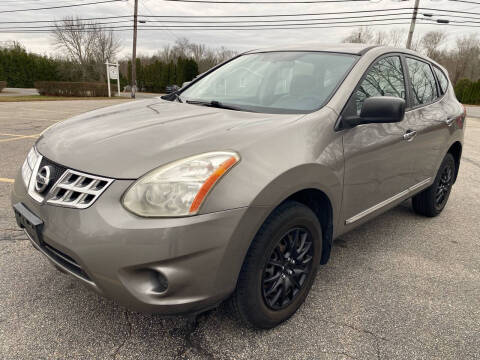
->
[412,153,456,217]
[231,201,322,329]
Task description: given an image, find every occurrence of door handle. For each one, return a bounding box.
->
[445,117,456,126]
[403,130,417,141]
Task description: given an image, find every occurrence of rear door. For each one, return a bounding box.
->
[340,54,418,226]
[403,57,457,184]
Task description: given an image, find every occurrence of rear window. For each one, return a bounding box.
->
[434,66,449,95]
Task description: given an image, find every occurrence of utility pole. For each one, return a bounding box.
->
[406,0,420,50]
[131,0,139,99]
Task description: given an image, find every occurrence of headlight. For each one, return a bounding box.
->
[22,146,40,187]
[122,151,240,217]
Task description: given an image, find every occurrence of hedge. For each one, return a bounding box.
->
[127,57,199,93]
[455,78,480,105]
[0,45,59,88]
[34,81,109,97]
[0,81,6,92]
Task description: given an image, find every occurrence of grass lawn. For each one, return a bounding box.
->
[0,95,129,102]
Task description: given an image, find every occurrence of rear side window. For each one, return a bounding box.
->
[353,56,406,115]
[434,66,449,94]
[406,58,438,106]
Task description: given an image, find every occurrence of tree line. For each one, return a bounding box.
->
[123,57,198,93]
[1,20,479,102]
[0,19,235,92]
[118,38,237,92]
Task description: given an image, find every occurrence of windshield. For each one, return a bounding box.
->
[180,51,358,114]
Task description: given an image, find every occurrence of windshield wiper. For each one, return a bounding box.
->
[186,99,243,111]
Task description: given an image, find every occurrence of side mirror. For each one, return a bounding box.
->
[343,96,406,128]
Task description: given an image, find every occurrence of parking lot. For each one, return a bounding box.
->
[0,100,479,359]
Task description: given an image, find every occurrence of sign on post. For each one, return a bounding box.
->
[105,62,120,98]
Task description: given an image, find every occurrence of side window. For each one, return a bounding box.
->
[354,56,406,115]
[406,58,438,106]
[433,66,449,95]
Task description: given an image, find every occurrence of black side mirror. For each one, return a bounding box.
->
[343,96,406,128]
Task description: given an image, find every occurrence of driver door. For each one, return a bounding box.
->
[340,55,418,228]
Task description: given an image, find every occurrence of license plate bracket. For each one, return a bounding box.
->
[13,203,44,247]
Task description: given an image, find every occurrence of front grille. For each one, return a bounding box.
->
[46,169,113,209]
[28,154,114,209]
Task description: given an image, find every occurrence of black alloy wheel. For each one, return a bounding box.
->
[262,227,314,310]
[435,164,454,210]
[412,153,456,217]
[231,201,322,329]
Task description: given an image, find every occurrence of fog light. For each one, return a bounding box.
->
[153,271,168,293]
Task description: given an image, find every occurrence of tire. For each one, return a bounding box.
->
[412,153,456,217]
[231,201,322,329]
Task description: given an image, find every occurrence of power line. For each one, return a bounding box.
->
[0,17,419,30]
[1,21,133,29]
[3,10,480,29]
[0,12,413,28]
[163,0,369,3]
[420,7,480,15]
[137,7,480,17]
[0,16,132,24]
[141,0,179,40]
[133,12,480,23]
[449,0,480,4]
[0,9,412,23]
[6,14,480,30]
[0,0,124,14]
[0,23,414,33]
[5,21,480,33]
[137,8,414,18]
[4,17,480,32]
[4,13,480,29]
[4,7,480,23]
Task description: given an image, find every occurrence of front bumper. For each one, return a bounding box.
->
[11,172,261,315]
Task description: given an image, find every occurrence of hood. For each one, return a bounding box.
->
[36,99,304,178]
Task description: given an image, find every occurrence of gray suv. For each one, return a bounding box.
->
[11,44,465,329]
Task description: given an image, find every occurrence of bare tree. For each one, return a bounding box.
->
[343,27,421,49]
[451,33,480,84]
[420,31,447,61]
[150,38,237,73]
[388,29,407,48]
[94,28,122,64]
[342,27,375,44]
[52,17,122,81]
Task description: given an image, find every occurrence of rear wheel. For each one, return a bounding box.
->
[231,201,322,329]
[412,153,456,217]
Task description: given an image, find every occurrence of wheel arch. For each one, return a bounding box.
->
[282,189,334,265]
[447,141,462,183]
[214,164,341,297]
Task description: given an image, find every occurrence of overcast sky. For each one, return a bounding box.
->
[0,0,478,58]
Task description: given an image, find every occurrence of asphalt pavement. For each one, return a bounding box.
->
[0,100,479,359]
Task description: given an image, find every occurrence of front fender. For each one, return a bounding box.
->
[211,163,343,296]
